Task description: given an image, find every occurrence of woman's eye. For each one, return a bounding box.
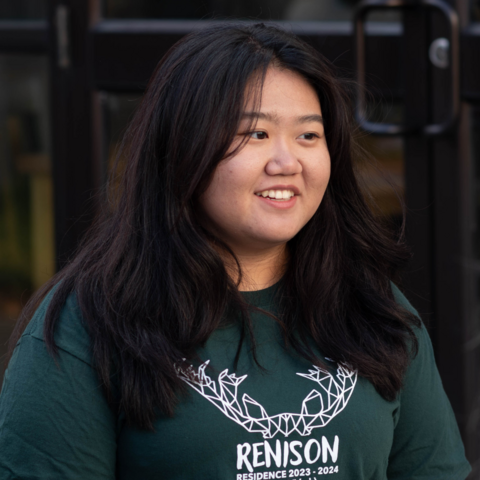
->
[298,133,319,140]
[249,131,268,140]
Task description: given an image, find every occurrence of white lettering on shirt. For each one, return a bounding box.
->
[237,437,339,471]
[304,439,321,464]
[237,443,253,472]
[289,441,303,466]
[264,440,282,468]
[322,435,339,463]
[252,442,266,468]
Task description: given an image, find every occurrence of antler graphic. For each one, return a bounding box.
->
[176,360,357,438]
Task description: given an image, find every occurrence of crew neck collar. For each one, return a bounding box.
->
[240,280,281,308]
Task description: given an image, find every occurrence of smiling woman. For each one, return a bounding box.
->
[0,23,471,480]
[200,67,330,290]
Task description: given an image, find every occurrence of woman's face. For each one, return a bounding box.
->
[199,67,331,256]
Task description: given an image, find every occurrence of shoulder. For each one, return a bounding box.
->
[390,282,429,348]
[391,282,420,318]
[19,285,93,366]
[387,286,471,478]
[0,288,118,478]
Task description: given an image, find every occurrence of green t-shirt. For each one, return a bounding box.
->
[0,284,471,479]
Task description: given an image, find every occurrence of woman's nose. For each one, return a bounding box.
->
[265,140,302,176]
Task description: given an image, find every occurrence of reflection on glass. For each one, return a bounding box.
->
[0,0,47,20]
[103,93,141,193]
[356,135,405,220]
[362,100,405,131]
[0,55,52,383]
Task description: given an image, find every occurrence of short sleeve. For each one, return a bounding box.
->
[387,286,471,479]
[0,294,117,479]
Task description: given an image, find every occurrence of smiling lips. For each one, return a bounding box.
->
[255,189,296,201]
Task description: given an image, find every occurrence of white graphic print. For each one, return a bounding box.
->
[176,360,357,438]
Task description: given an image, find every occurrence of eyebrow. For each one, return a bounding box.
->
[241,112,324,125]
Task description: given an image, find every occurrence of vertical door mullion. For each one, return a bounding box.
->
[402,9,435,329]
[429,0,468,433]
[49,0,97,269]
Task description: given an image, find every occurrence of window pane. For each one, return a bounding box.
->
[356,136,405,220]
[103,93,141,188]
[472,0,480,21]
[0,0,47,20]
[470,105,480,463]
[0,55,53,385]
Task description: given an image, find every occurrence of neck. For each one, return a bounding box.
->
[222,244,288,292]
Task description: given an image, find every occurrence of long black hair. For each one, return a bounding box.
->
[8,22,419,430]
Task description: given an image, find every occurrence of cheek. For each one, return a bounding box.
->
[308,156,331,197]
[322,164,331,192]
[208,159,256,204]
[199,169,244,226]
[302,162,330,221]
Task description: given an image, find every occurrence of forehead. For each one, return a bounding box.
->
[243,67,321,116]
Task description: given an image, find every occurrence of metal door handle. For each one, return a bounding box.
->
[354,0,460,135]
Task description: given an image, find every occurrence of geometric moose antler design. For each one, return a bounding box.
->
[176,360,357,439]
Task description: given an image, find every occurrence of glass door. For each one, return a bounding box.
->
[0,2,52,385]
[354,1,479,471]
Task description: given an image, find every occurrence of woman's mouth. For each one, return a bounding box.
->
[255,189,295,201]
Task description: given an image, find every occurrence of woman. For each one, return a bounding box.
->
[0,23,471,479]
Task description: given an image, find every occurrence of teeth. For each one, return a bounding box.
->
[255,189,295,200]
